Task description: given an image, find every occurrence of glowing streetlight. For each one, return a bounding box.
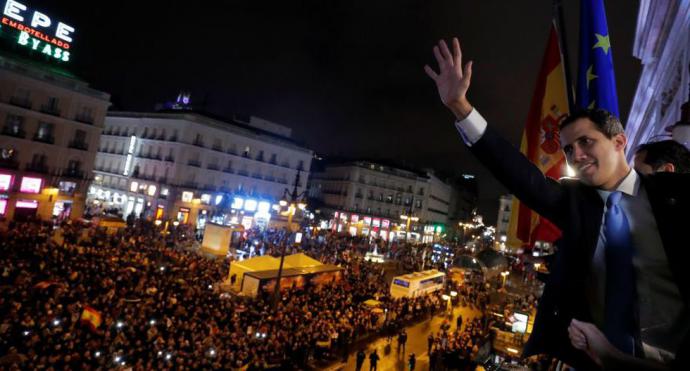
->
[500,271,510,288]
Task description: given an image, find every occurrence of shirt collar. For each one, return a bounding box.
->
[596,169,640,200]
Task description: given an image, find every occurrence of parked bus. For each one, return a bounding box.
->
[390,269,446,298]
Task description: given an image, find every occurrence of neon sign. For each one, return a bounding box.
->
[2,0,75,62]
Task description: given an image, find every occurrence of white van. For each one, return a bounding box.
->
[390,269,446,298]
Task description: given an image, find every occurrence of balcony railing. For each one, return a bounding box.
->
[68,140,89,151]
[187,160,201,167]
[223,167,234,174]
[164,156,175,162]
[0,159,19,170]
[62,169,85,179]
[183,181,199,188]
[9,96,32,109]
[207,164,220,171]
[33,135,55,144]
[74,114,94,125]
[1,127,26,139]
[24,163,49,174]
[40,104,61,117]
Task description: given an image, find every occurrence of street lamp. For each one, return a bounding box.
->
[500,270,510,288]
[272,170,307,310]
[400,214,419,241]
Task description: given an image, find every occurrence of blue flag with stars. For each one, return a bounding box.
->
[576,0,619,117]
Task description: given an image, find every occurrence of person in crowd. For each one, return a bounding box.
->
[633,139,690,175]
[356,349,366,371]
[369,349,380,371]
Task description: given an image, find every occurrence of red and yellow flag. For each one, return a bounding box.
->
[508,24,569,249]
[80,305,102,331]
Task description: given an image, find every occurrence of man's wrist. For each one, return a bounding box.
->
[448,99,473,120]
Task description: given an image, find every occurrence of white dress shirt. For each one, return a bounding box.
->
[455,108,688,362]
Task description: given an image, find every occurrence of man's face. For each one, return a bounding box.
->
[633,150,655,175]
[560,118,627,189]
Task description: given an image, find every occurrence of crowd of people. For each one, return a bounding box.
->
[0,217,501,370]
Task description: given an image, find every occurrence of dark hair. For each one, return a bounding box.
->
[635,140,690,173]
[559,109,625,139]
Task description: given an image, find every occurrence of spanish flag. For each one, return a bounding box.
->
[507,23,568,249]
[80,305,102,331]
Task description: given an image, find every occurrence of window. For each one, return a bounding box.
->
[416,199,422,208]
[0,174,13,191]
[194,134,204,146]
[297,160,304,170]
[3,114,24,136]
[67,160,82,173]
[256,150,264,161]
[30,153,47,169]
[243,146,250,157]
[73,129,87,143]
[76,106,94,123]
[20,176,42,193]
[11,87,31,108]
[270,153,277,164]
[47,97,59,109]
[35,122,54,142]
[59,181,77,194]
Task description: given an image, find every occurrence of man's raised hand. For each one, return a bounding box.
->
[424,38,473,120]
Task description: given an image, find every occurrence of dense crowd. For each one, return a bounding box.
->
[428,317,489,370]
[0,219,464,370]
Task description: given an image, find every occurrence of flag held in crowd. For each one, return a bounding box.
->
[576,0,619,116]
[507,23,569,249]
[33,280,63,290]
[80,306,102,330]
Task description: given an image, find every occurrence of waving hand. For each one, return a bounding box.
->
[424,38,474,120]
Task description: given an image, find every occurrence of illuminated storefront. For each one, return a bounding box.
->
[329,211,395,240]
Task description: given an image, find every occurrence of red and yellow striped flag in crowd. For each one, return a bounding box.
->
[80,305,102,331]
[507,24,569,249]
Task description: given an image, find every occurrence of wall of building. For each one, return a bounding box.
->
[88,112,313,228]
[0,56,110,221]
[309,161,453,242]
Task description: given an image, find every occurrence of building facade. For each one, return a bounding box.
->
[88,111,313,229]
[0,55,110,221]
[625,0,690,155]
[309,160,452,243]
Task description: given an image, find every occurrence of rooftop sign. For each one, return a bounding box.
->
[1,0,74,62]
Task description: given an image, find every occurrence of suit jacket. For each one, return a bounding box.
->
[468,127,690,370]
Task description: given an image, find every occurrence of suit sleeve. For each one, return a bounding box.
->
[467,126,566,228]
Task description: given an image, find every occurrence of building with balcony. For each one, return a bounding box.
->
[0,55,110,221]
[308,160,452,243]
[87,111,313,229]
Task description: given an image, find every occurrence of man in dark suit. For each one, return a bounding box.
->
[424,37,689,370]
[634,140,690,175]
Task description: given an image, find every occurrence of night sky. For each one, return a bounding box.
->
[31,0,640,223]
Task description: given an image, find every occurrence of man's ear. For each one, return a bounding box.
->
[613,133,628,152]
[656,163,676,173]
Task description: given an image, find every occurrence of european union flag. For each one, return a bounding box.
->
[576,0,619,117]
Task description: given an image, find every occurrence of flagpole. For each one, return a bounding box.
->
[553,0,576,113]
